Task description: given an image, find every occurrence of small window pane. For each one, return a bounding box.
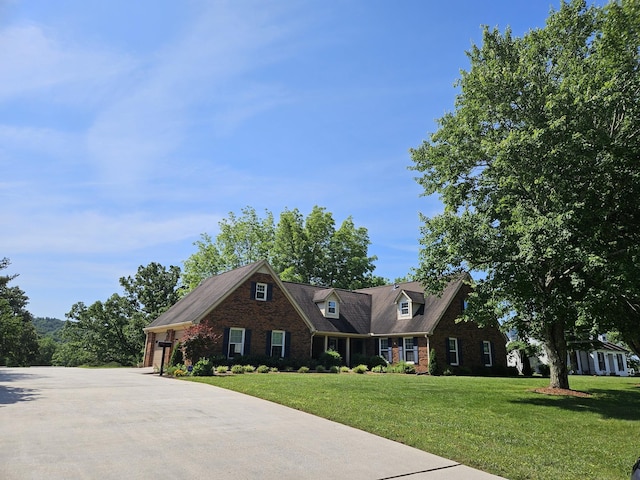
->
[229,329,243,343]
[401,301,409,315]
[256,283,267,300]
[328,301,336,314]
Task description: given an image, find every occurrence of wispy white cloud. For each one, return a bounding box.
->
[0,210,222,254]
[0,24,135,105]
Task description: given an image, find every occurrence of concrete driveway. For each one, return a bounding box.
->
[0,367,506,480]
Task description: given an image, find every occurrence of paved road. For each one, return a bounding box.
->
[0,367,506,479]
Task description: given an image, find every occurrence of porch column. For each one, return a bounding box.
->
[346,338,350,367]
[324,336,328,352]
[575,350,582,374]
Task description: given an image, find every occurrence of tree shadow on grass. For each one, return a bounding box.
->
[510,385,640,421]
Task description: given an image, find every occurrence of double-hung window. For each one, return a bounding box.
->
[482,341,492,367]
[403,337,417,363]
[270,330,285,358]
[255,282,267,301]
[228,328,245,358]
[379,338,391,362]
[597,352,606,371]
[328,301,336,315]
[448,338,459,366]
[400,301,410,316]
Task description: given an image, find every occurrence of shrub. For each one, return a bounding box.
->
[298,366,310,373]
[216,365,228,374]
[231,364,245,374]
[371,365,386,373]
[428,348,439,376]
[443,368,453,376]
[169,341,183,367]
[269,367,279,373]
[319,349,342,369]
[538,364,550,377]
[329,365,339,373]
[243,365,255,373]
[256,365,270,373]
[315,365,326,373]
[340,366,350,373]
[368,355,388,370]
[192,358,213,376]
[353,364,368,374]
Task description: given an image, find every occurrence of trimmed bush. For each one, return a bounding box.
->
[243,365,255,373]
[428,348,439,376]
[192,358,213,376]
[315,365,326,373]
[340,366,350,373]
[371,365,386,373]
[298,366,310,373]
[256,364,270,373]
[231,364,245,374]
[215,365,228,374]
[319,349,342,369]
[329,365,339,373]
[353,364,368,374]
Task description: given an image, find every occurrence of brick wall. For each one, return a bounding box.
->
[429,284,507,373]
[199,272,312,359]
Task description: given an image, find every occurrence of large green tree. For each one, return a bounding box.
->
[119,262,182,321]
[0,258,39,366]
[411,0,640,389]
[60,262,182,366]
[183,206,384,291]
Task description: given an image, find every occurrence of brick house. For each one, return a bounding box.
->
[143,260,506,373]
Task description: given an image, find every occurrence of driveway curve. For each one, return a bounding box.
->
[0,367,505,480]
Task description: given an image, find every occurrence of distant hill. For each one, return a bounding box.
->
[33,317,65,341]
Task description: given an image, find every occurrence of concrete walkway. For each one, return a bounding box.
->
[0,367,506,479]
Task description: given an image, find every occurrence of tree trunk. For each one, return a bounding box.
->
[543,321,570,390]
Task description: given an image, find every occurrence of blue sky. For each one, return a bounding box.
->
[2,0,571,319]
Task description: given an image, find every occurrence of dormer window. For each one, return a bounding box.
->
[328,301,337,314]
[313,289,341,319]
[394,289,424,319]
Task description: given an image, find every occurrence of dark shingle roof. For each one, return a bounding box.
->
[146,262,260,330]
[146,260,467,337]
[283,282,371,335]
[358,278,464,335]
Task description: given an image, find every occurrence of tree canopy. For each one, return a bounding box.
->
[411,0,640,389]
[182,206,386,291]
[58,262,182,366]
[0,258,39,366]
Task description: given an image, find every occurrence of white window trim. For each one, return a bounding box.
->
[271,330,285,358]
[255,282,267,301]
[482,340,493,367]
[379,338,391,363]
[400,301,410,317]
[403,337,417,364]
[328,301,336,314]
[449,338,459,366]
[228,328,245,357]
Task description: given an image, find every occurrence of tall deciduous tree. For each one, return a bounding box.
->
[60,262,182,366]
[0,258,39,366]
[183,206,384,291]
[411,0,640,389]
[119,262,182,321]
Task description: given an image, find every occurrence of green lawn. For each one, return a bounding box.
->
[184,373,639,479]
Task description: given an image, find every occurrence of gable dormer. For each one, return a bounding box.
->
[394,289,424,319]
[313,288,342,319]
